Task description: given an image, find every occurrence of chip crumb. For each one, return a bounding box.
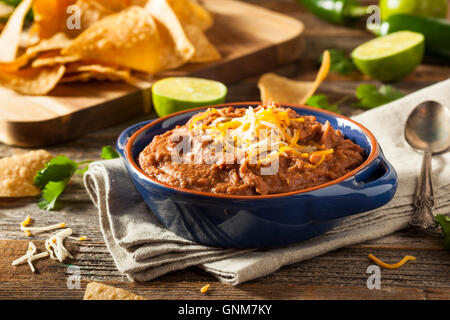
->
[200,284,211,294]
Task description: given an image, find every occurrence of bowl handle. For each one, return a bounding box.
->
[340,147,398,207]
[116,120,155,158]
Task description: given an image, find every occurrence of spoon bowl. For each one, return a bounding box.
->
[405,101,450,153]
[404,100,450,229]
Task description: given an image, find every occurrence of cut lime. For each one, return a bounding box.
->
[152,77,227,117]
[351,31,425,82]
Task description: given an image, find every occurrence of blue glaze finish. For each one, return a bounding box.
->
[117,104,398,248]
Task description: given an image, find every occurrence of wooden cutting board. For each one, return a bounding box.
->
[0,0,305,147]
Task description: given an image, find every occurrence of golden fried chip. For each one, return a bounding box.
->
[62,6,192,74]
[0,32,73,73]
[258,50,331,105]
[184,24,221,63]
[32,53,80,68]
[146,0,195,62]
[0,64,65,95]
[0,150,53,197]
[60,64,131,83]
[31,0,76,39]
[83,282,145,300]
[166,0,213,31]
[0,0,33,62]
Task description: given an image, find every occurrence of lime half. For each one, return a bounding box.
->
[351,31,425,82]
[152,77,227,117]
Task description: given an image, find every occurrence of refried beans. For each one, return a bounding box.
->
[138,105,366,195]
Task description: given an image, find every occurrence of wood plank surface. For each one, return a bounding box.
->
[0,0,305,147]
[0,0,449,300]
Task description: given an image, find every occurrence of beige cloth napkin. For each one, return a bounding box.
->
[84,79,450,285]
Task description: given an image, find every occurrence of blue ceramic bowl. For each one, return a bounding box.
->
[117,103,398,248]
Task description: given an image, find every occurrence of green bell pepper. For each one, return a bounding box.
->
[295,0,367,25]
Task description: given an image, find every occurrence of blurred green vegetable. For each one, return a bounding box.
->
[295,0,367,25]
[379,0,447,21]
[435,214,450,250]
[322,49,358,76]
[353,84,404,109]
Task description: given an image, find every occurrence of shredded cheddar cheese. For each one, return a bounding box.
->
[200,284,211,294]
[188,104,333,167]
[368,254,416,269]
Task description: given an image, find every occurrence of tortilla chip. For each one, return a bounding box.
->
[83,282,145,300]
[166,0,213,31]
[62,6,191,74]
[0,0,33,62]
[0,64,65,95]
[32,53,80,68]
[60,64,131,83]
[145,0,195,62]
[184,24,221,63]
[258,50,331,105]
[0,150,53,197]
[0,32,73,73]
[31,0,76,39]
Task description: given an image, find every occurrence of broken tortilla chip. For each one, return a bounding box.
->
[258,50,331,105]
[0,64,66,95]
[62,6,192,74]
[60,64,131,83]
[0,150,53,197]
[0,32,73,73]
[83,282,146,300]
[184,24,221,63]
[31,0,76,39]
[32,53,80,68]
[0,0,33,62]
[166,0,213,31]
[146,0,195,62]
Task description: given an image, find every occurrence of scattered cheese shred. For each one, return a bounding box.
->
[200,284,211,294]
[45,228,74,262]
[20,220,66,236]
[11,241,49,273]
[12,216,90,273]
[368,254,416,269]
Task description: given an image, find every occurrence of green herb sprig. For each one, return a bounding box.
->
[33,145,120,211]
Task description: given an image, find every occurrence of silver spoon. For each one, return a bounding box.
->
[404,101,450,229]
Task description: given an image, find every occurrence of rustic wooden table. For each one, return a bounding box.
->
[1,0,449,300]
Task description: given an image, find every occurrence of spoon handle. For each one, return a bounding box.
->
[410,150,438,228]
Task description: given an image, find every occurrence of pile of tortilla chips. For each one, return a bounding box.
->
[0,0,221,95]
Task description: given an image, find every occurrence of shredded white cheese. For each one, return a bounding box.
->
[45,228,74,262]
[11,242,49,273]
[12,217,84,273]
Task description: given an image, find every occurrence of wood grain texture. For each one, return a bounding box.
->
[0,0,450,300]
[0,0,304,147]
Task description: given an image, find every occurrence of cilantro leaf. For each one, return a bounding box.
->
[435,214,450,250]
[321,49,358,76]
[101,146,120,160]
[353,84,405,109]
[306,94,340,113]
[37,180,68,211]
[33,156,78,190]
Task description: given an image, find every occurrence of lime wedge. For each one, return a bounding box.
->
[351,31,425,82]
[152,77,227,117]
